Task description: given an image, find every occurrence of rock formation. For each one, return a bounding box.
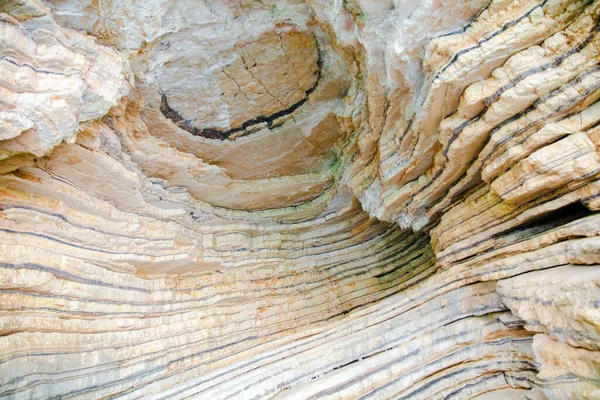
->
[1,0,599,398]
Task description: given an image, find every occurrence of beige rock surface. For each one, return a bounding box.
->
[0,0,599,398]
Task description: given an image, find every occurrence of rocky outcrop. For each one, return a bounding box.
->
[0,0,599,398]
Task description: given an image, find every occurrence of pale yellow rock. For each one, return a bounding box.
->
[533,334,600,400]
[0,0,599,399]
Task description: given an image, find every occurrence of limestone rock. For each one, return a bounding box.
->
[533,334,600,399]
[0,0,599,398]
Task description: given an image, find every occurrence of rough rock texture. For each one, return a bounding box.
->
[0,0,599,398]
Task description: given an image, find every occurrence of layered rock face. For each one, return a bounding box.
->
[1,0,600,398]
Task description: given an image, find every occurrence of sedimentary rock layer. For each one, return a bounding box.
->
[0,0,599,398]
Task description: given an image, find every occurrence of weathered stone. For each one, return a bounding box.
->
[0,0,599,398]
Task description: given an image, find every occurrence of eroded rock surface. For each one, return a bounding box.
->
[0,0,599,398]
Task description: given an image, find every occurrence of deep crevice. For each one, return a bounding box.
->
[491,201,594,240]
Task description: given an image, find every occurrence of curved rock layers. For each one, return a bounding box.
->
[0,0,599,399]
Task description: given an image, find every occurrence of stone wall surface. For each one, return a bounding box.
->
[0,0,599,398]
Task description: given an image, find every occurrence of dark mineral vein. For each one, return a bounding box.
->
[159,57,322,140]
